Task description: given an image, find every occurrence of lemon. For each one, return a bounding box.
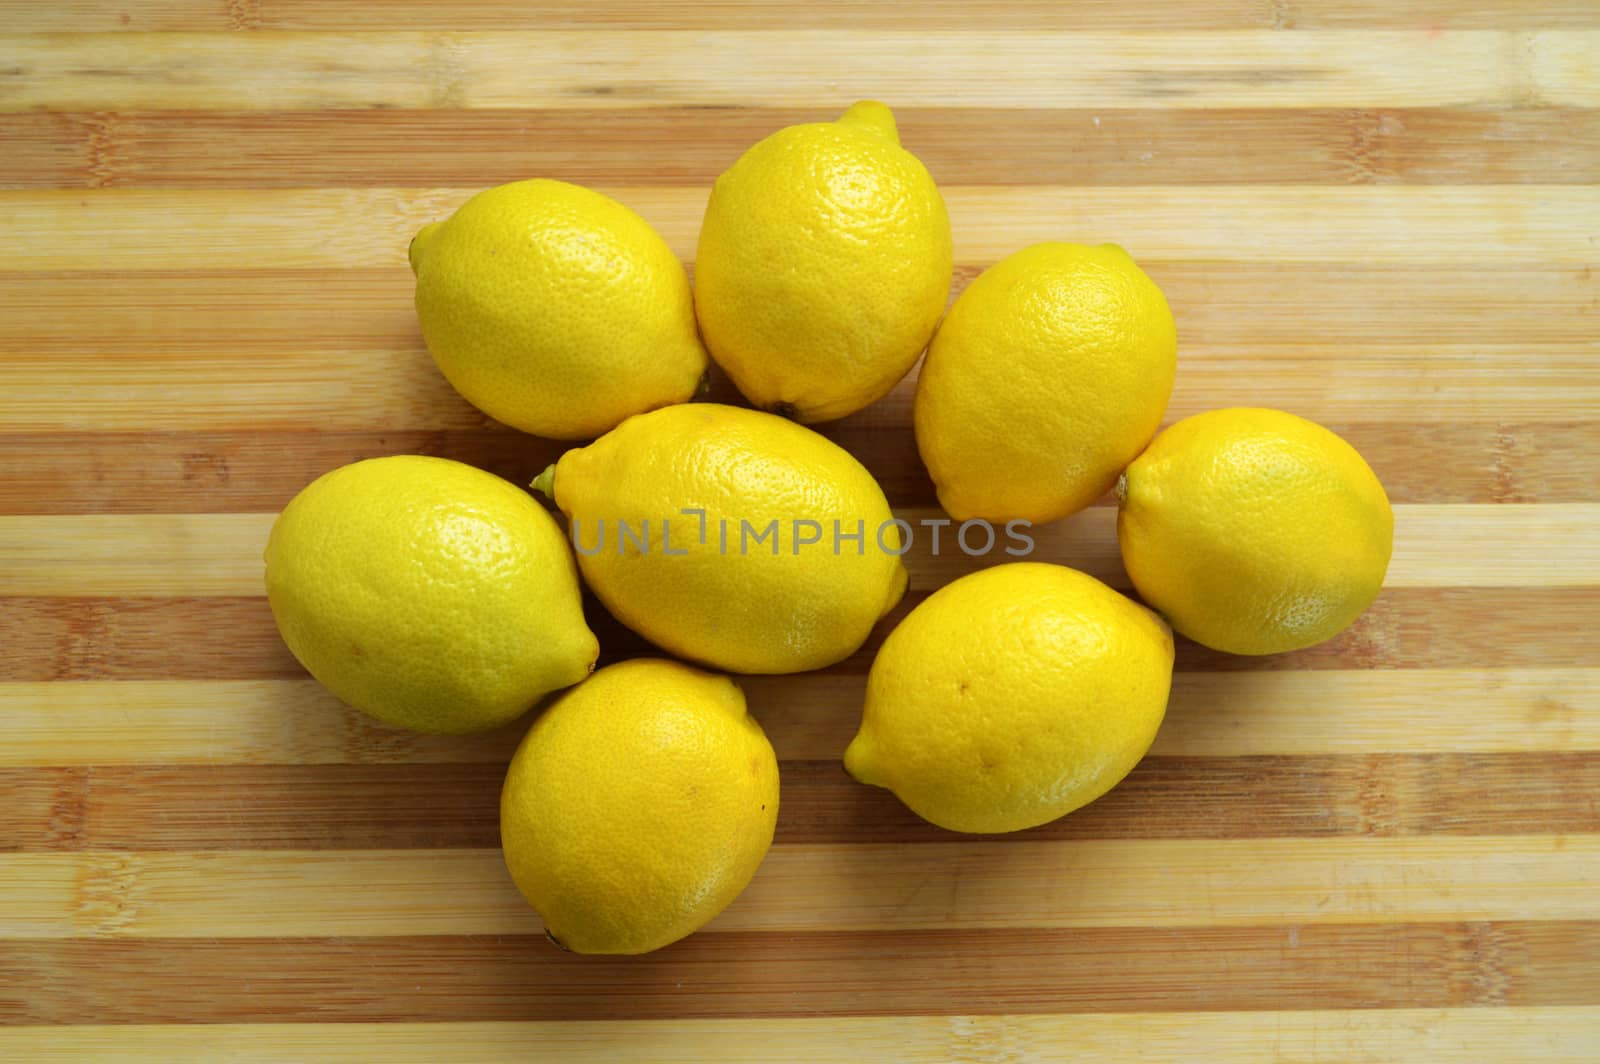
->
[695,101,953,423]
[264,456,598,733]
[915,242,1177,523]
[846,562,1173,834]
[1118,407,1394,655]
[534,403,907,674]
[501,658,779,954]
[410,179,708,439]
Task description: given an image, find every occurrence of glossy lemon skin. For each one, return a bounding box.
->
[411,178,707,439]
[695,101,953,423]
[542,403,907,675]
[915,242,1177,524]
[1118,407,1394,655]
[264,455,598,734]
[500,659,779,954]
[846,562,1174,834]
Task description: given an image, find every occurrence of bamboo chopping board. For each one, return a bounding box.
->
[2,2,1598,1059]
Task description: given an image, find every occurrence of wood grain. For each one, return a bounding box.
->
[8,0,1600,32]
[7,344,1599,432]
[5,837,1598,939]
[3,420,1598,516]
[7,264,1596,349]
[1,504,1592,597]
[3,666,1595,768]
[4,753,1598,852]
[4,1,1597,1051]
[6,108,1599,188]
[4,923,1598,1023]
[6,1010,1600,1064]
[6,186,1598,270]
[2,587,1597,687]
[5,32,1598,113]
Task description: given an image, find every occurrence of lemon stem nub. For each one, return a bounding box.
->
[1115,473,1129,504]
[836,100,899,144]
[531,465,556,499]
[407,222,441,274]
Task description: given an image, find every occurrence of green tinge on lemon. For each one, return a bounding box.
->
[265,455,598,734]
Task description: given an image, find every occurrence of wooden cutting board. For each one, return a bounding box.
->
[2,3,1598,1059]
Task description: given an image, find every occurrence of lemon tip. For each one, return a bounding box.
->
[842,734,876,783]
[407,221,442,274]
[530,464,557,499]
[836,100,899,144]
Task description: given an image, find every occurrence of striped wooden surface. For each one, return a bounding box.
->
[2,3,1597,1059]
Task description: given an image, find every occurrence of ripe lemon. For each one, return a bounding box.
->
[915,242,1177,523]
[695,101,953,423]
[534,403,907,674]
[264,456,598,733]
[410,179,707,439]
[1117,407,1394,655]
[845,562,1173,834]
[501,658,779,954]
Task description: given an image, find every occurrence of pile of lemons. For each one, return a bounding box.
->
[264,103,1393,954]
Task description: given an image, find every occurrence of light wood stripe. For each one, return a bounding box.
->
[2,421,1596,516]
[0,678,516,766]
[6,345,1598,432]
[3,32,1597,113]
[4,837,1597,938]
[0,513,278,597]
[6,753,1596,852]
[5,264,1597,348]
[7,108,1599,189]
[0,505,1589,597]
[2,669,1593,767]
[3,1008,1597,1062]
[4,187,1598,271]
[1390,505,1600,588]
[912,503,1600,592]
[8,0,1600,32]
[1151,669,1600,757]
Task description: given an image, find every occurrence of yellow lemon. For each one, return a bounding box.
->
[500,658,779,954]
[534,403,907,674]
[846,562,1173,834]
[1118,407,1394,655]
[695,101,953,423]
[915,242,1177,523]
[264,456,598,733]
[410,179,707,439]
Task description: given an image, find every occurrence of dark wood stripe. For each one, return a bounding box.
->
[0,430,574,516]
[0,597,301,682]
[4,753,1596,853]
[3,419,1594,516]
[4,108,1598,189]
[15,0,1600,33]
[776,754,1600,845]
[2,587,1596,683]
[1167,587,1600,673]
[4,922,1597,1023]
